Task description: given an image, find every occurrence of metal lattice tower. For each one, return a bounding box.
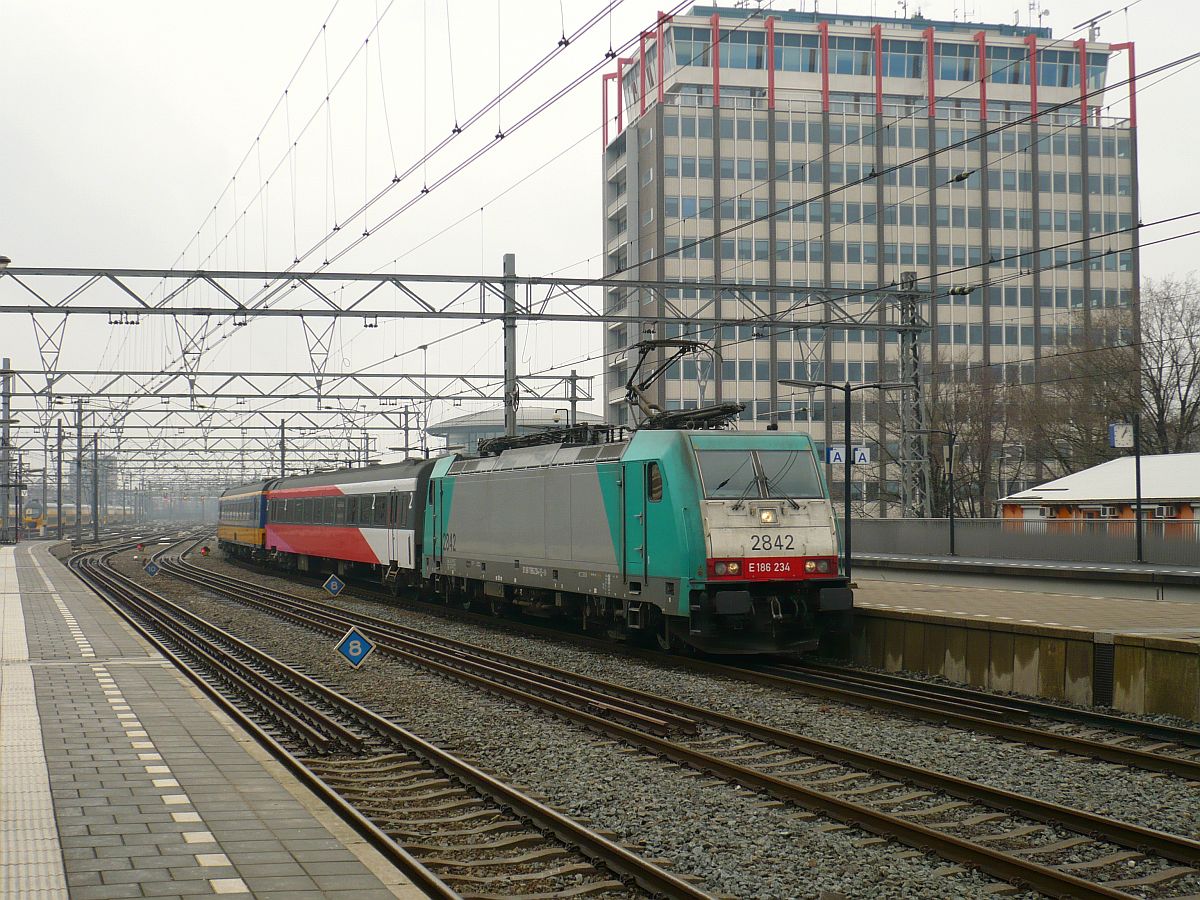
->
[898,272,932,518]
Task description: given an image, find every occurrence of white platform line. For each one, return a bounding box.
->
[0,547,69,898]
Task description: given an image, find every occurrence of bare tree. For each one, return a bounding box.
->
[924,369,1033,517]
[1133,273,1200,453]
[1024,335,1137,474]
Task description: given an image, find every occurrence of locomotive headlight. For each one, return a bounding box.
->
[759,508,777,524]
[804,560,817,573]
[715,562,728,576]
[726,561,740,575]
[816,559,830,573]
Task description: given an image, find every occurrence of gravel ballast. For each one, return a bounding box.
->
[189,551,1200,843]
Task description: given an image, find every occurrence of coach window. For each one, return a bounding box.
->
[335,496,347,525]
[324,497,336,525]
[370,494,385,527]
[647,462,663,501]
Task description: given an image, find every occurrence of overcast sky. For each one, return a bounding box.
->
[2,0,1196,451]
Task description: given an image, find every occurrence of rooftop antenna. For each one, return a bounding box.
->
[1073,10,1109,42]
[897,0,908,18]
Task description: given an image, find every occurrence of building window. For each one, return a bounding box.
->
[773,32,821,73]
[881,39,923,79]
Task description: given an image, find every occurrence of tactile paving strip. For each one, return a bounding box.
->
[0,546,69,898]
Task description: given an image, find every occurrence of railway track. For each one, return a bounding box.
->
[254,552,1200,782]
[774,659,1200,762]
[71,539,710,900]
[160,544,1200,899]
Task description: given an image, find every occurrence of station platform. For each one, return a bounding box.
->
[0,541,423,900]
[843,560,1200,721]
[857,551,1200,591]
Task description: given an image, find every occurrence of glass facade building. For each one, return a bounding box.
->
[601,6,1139,510]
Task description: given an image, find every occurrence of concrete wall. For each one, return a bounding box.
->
[842,609,1200,721]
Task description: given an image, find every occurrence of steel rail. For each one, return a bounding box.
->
[85,541,710,900]
[786,660,1200,749]
[166,551,1200,898]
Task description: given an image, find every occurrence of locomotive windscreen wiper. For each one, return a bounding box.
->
[759,452,802,509]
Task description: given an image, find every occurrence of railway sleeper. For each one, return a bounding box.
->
[403,833,550,854]
[422,848,574,869]
[360,797,482,815]
[1009,837,1094,856]
[442,863,597,884]
[458,881,628,900]
[972,825,1045,844]
[389,821,527,841]
[1057,851,1144,871]
[382,809,505,827]
[342,777,456,795]
[1105,866,1199,888]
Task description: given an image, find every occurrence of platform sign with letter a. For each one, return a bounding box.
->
[826,446,871,465]
[335,627,375,668]
[323,574,346,597]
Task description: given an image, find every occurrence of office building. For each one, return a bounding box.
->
[601,5,1139,510]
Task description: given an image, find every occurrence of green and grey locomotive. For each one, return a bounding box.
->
[422,428,850,654]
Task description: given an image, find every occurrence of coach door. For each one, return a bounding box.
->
[387,489,401,565]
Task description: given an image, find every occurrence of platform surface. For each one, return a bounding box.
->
[856,566,1200,642]
[0,541,423,900]
[857,550,1200,582]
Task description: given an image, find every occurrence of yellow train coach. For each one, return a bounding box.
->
[217,480,277,551]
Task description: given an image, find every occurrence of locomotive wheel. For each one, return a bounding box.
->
[489,595,505,617]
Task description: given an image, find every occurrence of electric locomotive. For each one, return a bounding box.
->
[424,426,849,654]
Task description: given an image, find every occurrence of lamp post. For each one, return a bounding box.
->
[914,428,957,556]
[781,379,908,582]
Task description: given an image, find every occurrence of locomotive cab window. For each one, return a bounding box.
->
[757,450,823,499]
[695,451,759,499]
[647,463,663,501]
[695,449,823,500]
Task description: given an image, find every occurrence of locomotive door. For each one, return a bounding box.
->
[621,461,648,583]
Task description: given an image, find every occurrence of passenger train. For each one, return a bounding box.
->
[217,428,851,654]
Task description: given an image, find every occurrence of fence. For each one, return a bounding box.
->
[848,517,1200,567]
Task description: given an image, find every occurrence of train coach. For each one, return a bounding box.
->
[258,459,437,588]
[424,428,850,654]
[217,480,276,554]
